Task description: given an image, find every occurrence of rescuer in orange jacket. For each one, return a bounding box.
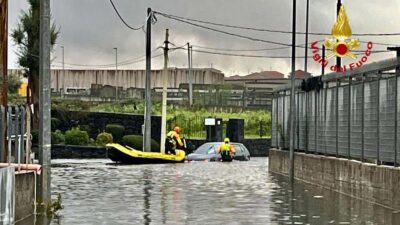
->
[165,126,184,155]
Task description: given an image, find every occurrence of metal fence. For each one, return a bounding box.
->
[0,105,32,164]
[271,57,400,166]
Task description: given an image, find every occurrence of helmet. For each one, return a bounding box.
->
[173,126,181,134]
[224,137,230,143]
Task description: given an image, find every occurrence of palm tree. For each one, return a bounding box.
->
[11,0,59,126]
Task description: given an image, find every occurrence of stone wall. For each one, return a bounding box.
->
[269,149,400,210]
[52,110,161,142]
[15,172,35,222]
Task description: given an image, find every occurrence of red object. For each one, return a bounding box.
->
[336,43,348,56]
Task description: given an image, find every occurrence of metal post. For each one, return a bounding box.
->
[348,77,351,159]
[305,92,308,153]
[395,68,399,167]
[160,29,169,154]
[304,0,309,74]
[14,106,19,163]
[336,0,342,70]
[314,91,317,153]
[297,93,299,150]
[322,45,326,75]
[188,44,194,106]
[336,79,339,157]
[114,47,118,100]
[0,106,3,161]
[283,91,286,147]
[324,83,328,155]
[289,0,297,184]
[361,74,365,162]
[276,95,279,148]
[25,105,31,164]
[7,106,11,164]
[19,106,25,164]
[0,0,8,162]
[377,74,381,165]
[143,8,152,151]
[61,46,65,98]
[38,0,52,207]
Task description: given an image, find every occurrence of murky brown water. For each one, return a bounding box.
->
[17,158,400,225]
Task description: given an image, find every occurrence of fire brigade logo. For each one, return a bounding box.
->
[311,4,373,73]
[324,5,359,59]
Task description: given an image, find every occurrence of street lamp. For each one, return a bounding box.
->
[114,47,118,100]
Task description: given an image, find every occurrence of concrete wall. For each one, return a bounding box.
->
[269,149,400,210]
[50,68,224,91]
[15,172,35,222]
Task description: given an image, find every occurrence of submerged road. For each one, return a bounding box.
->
[18,158,398,225]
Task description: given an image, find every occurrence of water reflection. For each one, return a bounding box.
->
[15,158,400,225]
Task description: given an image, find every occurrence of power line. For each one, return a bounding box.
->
[192,40,326,52]
[175,47,389,59]
[155,12,292,47]
[109,0,145,30]
[154,11,400,37]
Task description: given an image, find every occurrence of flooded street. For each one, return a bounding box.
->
[19,158,399,225]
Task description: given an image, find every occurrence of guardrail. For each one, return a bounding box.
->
[271,57,400,166]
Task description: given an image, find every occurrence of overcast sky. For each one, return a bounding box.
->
[7,0,400,77]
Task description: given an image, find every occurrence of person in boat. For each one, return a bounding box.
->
[218,138,236,162]
[165,126,184,155]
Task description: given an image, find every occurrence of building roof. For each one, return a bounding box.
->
[226,71,285,80]
[289,70,312,79]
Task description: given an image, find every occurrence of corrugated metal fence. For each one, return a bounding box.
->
[271,58,400,166]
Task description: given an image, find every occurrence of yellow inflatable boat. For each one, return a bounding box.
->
[106,143,186,164]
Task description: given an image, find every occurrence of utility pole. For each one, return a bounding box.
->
[289,0,297,185]
[38,0,52,209]
[114,47,118,100]
[336,0,342,69]
[304,0,309,74]
[143,8,152,151]
[187,43,193,106]
[160,29,169,154]
[0,0,8,162]
[61,46,64,98]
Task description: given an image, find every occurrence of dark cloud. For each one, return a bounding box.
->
[8,0,400,76]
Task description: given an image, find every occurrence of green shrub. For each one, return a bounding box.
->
[65,127,89,146]
[122,135,160,152]
[51,118,61,131]
[78,125,90,134]
[105,124,125,142]
[96,132,113,146]
[51,130,65,144]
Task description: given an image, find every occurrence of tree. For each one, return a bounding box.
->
[11,0,59,126]
[0,72,22,94]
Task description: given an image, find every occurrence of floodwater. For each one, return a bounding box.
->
[17,158,400,225]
